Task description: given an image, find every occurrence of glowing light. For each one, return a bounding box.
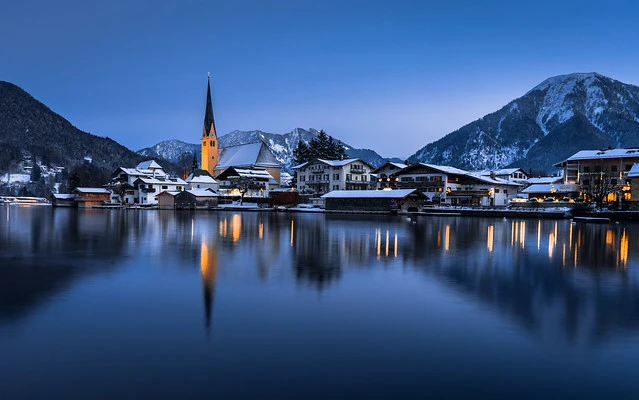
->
[376,228,381,259]
[259,221,264,239]
[548,232,555,259]
[290,219,294,247]
[394,233,398,258]
[385,230,389,257]
[231,214,241,242]
[520,221,526,249]
[445,225,450,252]
[620,229,628,269]
[606,230,614,245]
[487,225,494,253]
[537,221,541,251]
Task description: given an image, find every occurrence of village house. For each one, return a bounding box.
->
[294,158,373,195]
[554,148,639,203]
[109,160,186,205]
[372,161,407,189]
[215,167,278,199]
[186,169,219,192]
[476,168,529,184]
[72,187,111,208]
[393,163,519,207]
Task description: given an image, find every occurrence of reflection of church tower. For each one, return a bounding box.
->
[201,75,219,176]
[200,240,217,334]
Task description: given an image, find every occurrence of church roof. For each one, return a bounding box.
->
[203,77,216,137]
[187,170,217,184]
[216,142,281,170]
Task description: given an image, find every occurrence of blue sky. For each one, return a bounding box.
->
[2,0,638,158]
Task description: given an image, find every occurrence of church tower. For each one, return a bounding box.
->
[201,75,218,175]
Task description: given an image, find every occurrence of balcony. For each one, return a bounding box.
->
[349,168,366,174]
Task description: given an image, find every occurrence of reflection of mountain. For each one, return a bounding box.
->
[404,217,639,345]
[3,207,639,347]
[0,206,130,322]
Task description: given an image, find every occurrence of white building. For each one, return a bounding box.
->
[293,158,373,195]
[110,160,186,205]
[394,163,519,207]
[476,168,529,184]
[186,169,219,192]
[372,161,407,189]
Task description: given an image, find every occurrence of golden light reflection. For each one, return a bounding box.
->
[394,233,398,258]
[259,221,264,239]
[562,244,566,267]
[385,230,390,257]
[376,228,381,259]
[537,220,541,251]
[569,222,573,250]
[437,230,441,248]
[519,221,526,249]
[606,229,614,245]
[231,214,241,242]
[487,225,494,253]
[445,225,450,252]
[548,232,555,259]
[620,229,628,269]
[200,240,217,332]
[290,219,294,247]
[511,222,515,246]
[219,218,228,237]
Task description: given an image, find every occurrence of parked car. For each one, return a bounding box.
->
[543,197,557,202]
[528,198,539,203]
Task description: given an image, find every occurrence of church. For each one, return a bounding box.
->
[195,76,282,197]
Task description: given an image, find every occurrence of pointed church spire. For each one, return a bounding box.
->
[203,74,216,138]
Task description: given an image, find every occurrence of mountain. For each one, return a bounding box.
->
[408,73,639,173]
[139,128,399,172]
[0,81,143,174]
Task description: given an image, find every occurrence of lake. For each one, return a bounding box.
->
[1,205,639,399]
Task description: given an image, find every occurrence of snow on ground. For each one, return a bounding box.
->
[0,173,30,184]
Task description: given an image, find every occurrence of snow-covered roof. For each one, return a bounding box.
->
[628,163,639,178]
[217,142,281,169]
[52,194,76,199]
[293,158,372,169]
[322,189,419,199]
[419,163,469,176]
[466,173,521,187]
[135,177,186,185]
[157,191,180,197]
[372,161,407,174]
[521,184,579,194]
[526,176,563,184]
[137,160,164,170]
[186,188,219,197]
[74,187,111,194]
[476,168,524,176]
[187,174,217,184]
[557,148,639,164]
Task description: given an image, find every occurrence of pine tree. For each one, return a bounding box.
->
[30,163,42,182]
[293,140,310,165]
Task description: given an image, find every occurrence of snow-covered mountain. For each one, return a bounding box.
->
[408,73,639,173]
[139,128,397,172]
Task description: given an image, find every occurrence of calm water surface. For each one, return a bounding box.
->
[1,205,639,399]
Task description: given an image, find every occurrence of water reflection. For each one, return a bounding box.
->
[1,206,639,346]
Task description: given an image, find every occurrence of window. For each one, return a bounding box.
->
[594,166,602,173]
[325,175,329,181]
[611,179,618,185]
[211,140,215,146]
[346,174,352,180]
[333,174,339,180]
[611,165,618,172]
[495,189,500,193]
[504,189,508,194]
[203,142,206,146]
[333,185,339,190]
[161,185,168,190]
[583,166,590,173]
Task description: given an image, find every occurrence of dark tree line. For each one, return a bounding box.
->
[293,130,347,165]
